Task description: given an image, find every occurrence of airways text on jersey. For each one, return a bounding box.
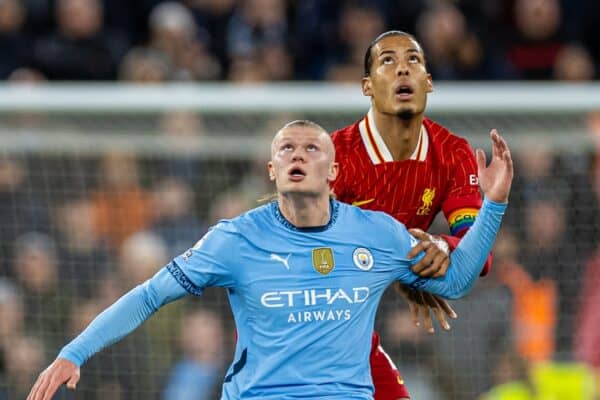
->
[260,287,370,324]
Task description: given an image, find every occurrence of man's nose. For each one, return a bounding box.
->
[396,62,409,76]
[292,151,305,161]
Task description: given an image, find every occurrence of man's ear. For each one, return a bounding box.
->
[328,162,339,182]
[427,73,433,93]
[361,76,372,97]
[267,161,275,181]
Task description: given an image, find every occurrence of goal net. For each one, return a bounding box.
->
[0,82,598,400]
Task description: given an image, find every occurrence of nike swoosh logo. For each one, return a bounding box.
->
[352,198,375,207]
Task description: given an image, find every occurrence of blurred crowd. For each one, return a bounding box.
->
[1,0,600,83]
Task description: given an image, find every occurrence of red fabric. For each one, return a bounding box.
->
[332,116,492,397]
[332,117,482,232]
[370,332,410,399]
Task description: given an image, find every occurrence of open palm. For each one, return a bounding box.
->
[476,129,513,203]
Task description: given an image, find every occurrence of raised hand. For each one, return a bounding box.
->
[27,358,80,400]
[476,129,513,203]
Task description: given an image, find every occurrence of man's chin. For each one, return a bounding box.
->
[280,188,321,198]
[396,109,414,120]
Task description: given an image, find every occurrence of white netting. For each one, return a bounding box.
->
[1,83,599,400]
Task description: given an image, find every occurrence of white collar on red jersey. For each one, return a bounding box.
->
[358,108,429,164]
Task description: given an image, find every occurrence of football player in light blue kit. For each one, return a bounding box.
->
[27,120,513,400]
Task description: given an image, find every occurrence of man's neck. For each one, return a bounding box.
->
[277,193,331,227]
[370,108,424,161]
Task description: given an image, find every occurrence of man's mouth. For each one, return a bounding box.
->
[395,85,414,99]
[288,167,306,181]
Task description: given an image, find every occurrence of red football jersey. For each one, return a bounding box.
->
[332,110,483,238]
[332,111,491,399]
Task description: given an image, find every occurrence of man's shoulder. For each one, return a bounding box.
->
[424,117,471,148]
[214,203,273,234]
[424,117,475,161]
[331,121,361,146]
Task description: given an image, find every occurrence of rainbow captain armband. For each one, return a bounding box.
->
[447,208,479,236]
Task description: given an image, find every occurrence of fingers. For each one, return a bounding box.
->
[27,360,79,400]
[411,244,446,276]
[416,292,434,333]
[436,297,458,319]
[476,148,486,172]
[490,129,500,159]
[432,257,450,278]
[66,372,80,390]
[406,292,421,328]
[407,240,431,260]
[407,228,427,238]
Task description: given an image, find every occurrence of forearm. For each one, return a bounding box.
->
[58,267,188,366]
[439,234,493,276]
[409,198,506,299]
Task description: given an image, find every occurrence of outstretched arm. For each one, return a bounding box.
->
[400,129,513,299]
[27,267,188,400]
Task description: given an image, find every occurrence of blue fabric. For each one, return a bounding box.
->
[57,268,188,366]
[162,359,219,400]
[57,198,506,399]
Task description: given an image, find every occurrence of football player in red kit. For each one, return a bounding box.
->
[331,31,493,400]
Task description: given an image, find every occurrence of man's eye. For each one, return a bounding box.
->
[307,144,317,151]
[281,144,293,151]
[408,55,421,63]
[383,57,394,65]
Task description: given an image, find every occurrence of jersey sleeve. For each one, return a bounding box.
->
[58,268,188,366]
[442,138,482,234]
[168,222,238,295]
[393,199,506,299]
[441,138,493,276]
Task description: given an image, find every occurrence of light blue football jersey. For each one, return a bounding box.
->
[57,198,503,399]
[169,200,436,399]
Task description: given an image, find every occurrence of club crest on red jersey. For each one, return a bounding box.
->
[417,188,436,215]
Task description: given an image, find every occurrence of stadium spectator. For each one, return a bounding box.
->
[520,195,579,359]
[494,228,555,363]
[54,198,113,299]
[226,0,287,60]
[119,46,173,82]
[12,232,71,353]
[0,0,29,79]
[183,0,236,74]
[325,3,385,82]
[428,264,512,399]
[415,3,499,80]
[148,1,220,80]
[503,0,567,79]
[162,308,225,400]
[0,158,49,277]
[89,151,153,250]
[156,110,205,184]
[30,0,128,80]
[553,44,596,81]
[151,177,206,257]
[0,279,24,351]
[26,119,513,400]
